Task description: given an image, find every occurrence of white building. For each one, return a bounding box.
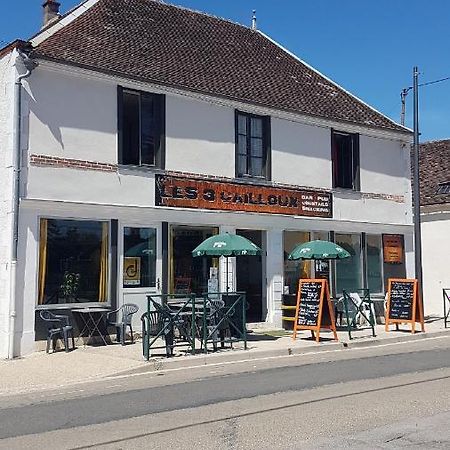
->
[0,0,414,358]
[419,140,450,317]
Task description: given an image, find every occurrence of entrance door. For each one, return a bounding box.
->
[236,230,264,322]
[120,223,162,328]
[170,226,219,295]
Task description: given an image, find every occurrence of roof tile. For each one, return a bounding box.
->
[32,0,406,132]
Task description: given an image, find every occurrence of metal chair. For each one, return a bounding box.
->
[39,310,75,353]
[141,311,174,358]
[106,303,139,345]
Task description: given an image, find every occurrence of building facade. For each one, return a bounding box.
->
[0,0,414,357]
[419,140,450,316]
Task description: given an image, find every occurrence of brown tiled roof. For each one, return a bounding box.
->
[31,0,407,132]
[419,139,450,206]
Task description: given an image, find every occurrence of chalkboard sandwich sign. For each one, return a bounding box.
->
[385,278,425,333]
[293,279,338,343]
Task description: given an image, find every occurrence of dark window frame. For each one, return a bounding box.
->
[118,86,165,169]
[235,110,271,180]
[331,130,360,191]
[436,182,450,195]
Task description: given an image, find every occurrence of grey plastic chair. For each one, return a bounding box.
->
[141,311,174,358]
[205,298,227,351]
[106,303,139,345]
[39,310,75,353]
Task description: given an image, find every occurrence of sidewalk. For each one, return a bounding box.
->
[1,319,449,396]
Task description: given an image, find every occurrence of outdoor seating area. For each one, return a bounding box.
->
[142,292,248,360]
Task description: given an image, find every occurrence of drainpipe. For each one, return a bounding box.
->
[8,50,37,359]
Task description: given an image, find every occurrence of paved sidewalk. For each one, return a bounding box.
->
[1,318,448,396]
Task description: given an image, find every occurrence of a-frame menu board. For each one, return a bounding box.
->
[293,279,338,343]
[385,278,425,333]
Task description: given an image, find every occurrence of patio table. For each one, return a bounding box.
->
[73,307,111,346]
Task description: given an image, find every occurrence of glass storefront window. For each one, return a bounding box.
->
[366,234,383,293]
[123,227,157,288]
[171,226,219,295]
[38,218,109,305]
[335,233,362,294]
[283,231,311,295]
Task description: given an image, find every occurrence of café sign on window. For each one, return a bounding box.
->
[156,175,332,218]
[124,257,141,286]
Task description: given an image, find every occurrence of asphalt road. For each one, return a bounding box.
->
[1,337,450,449]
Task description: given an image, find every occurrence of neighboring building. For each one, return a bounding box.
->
[0,0,414,357]
[419,139,450,316]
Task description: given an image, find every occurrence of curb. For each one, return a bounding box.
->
[109,328,450,378]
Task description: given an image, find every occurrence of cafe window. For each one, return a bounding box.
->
[283,231,312,295]
[38,219,109,306]
[366,234,383,294]
[123,227,157,288]
[331,130,360,190]
[335,233,362,294]
[235,111,271,179]
[118,87,165,168]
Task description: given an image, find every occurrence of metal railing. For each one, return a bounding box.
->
[339,289,376,340]
[444,289,450,329]
[143,292,247,360]
[201,292,247,353]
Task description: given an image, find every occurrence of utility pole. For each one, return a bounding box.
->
[412,66,423,300]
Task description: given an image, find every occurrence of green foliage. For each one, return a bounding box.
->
[60,271,81,300]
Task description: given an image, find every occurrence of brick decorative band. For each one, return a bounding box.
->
[361,192,405,203]
[30,154,117,172]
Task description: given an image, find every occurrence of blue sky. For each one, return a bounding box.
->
[1,0,449,141]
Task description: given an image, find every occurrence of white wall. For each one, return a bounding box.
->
[27,165,156,207]
[165,96,235,177]
[24,66,412,228]
[272,118,331,189]
[360,136,409,195]
[0,51,16,358]
[421,213,450,316]
[26,68,117,163]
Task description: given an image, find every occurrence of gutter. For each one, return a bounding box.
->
[8,49,37,359]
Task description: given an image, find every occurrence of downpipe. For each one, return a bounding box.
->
[7,50,37,359]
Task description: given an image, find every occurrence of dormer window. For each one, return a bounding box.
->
[436,182,450,195]
[118,87,165,168]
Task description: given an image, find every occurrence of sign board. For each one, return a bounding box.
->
[385,278,425,333]
[293,279,338,343]
[383,234,403,263]
[123,257,141,286]
[156,175,332,218]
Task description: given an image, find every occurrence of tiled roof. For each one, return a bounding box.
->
[419,139,450,206]
[31,0,407,132]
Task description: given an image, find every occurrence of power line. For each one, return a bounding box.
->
[400,74,450,125]
[419,76,450,88]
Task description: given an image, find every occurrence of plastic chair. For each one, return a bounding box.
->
[204,298,228,351]
[106,303,139,345]
[141,311,174,358]
[39,310,75,353]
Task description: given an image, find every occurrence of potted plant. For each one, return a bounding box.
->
[60,271,81,302]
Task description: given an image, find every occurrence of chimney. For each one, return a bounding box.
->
[42,0,61,27]
[251,10,257,30]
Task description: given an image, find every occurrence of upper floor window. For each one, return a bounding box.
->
[118,87,165,168]
[235,111,271,179]
[332,130,360,190]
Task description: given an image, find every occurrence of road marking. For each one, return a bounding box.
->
[106,334,450,380]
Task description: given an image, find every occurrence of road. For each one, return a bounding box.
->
[0,336,449,449]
